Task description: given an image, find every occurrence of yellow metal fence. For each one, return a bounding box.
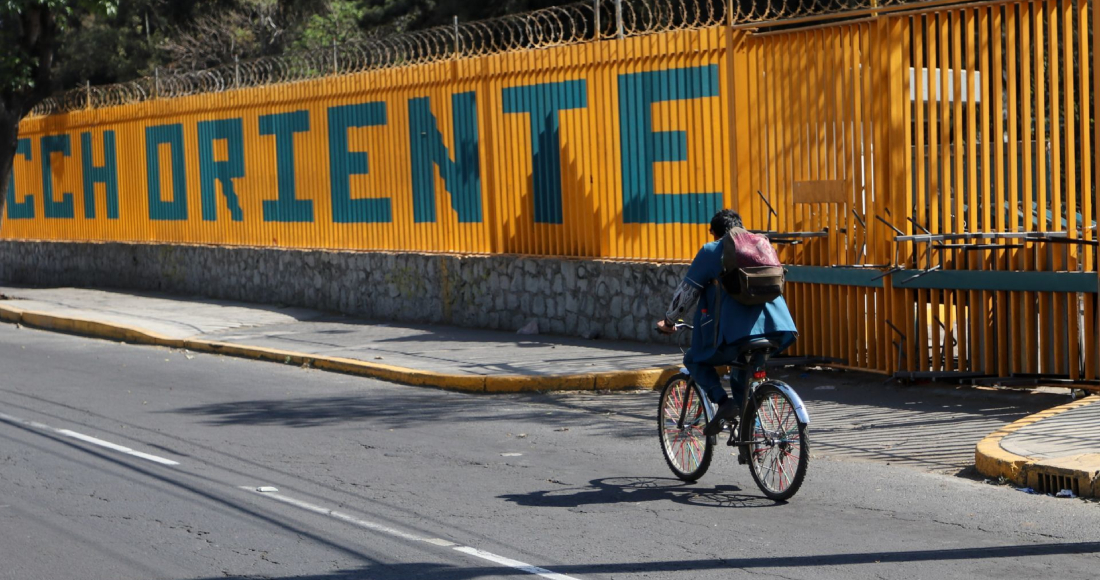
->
[4,0,1098,382]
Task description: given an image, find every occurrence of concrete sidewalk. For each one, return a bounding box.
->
[0,286,681,392]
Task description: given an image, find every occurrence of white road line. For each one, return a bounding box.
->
[243,488,428,542]
[0,412,179,466]
[242,487,582,580]
[453,546,582,580]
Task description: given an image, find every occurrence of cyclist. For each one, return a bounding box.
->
[656,209,798,436]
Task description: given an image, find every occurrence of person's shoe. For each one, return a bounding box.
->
[703,398,739,436]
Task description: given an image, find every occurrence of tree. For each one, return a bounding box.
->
[161,0,294,70]
[0,0,117,220]
[52,0,205,88]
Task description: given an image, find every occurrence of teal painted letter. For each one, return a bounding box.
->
[197,118,245,222]
[618,65,722,224]
[502,80,587,225]
[5,138,34,219]
[80,131,120,219]
[327,102,391,223]
[41,134,74,219]
[408,92,481,223]
[259,110,313,223]
[145,124,188,221]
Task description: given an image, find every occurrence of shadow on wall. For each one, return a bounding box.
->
[498,139,601,258]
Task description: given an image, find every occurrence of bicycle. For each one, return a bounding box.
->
[657,323,811,501]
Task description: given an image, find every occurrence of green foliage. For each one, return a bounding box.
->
[0,0,118,96]
[298,0,368,49]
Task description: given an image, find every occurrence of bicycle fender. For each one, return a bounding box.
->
[760,380,811,424]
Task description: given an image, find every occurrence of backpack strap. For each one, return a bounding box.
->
[711,279,723,346]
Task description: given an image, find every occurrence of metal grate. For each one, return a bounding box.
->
[1032,472,1082,497]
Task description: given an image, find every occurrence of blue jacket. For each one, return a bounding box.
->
[684,240,798,359]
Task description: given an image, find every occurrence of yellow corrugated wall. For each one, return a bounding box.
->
[5,27,729,260]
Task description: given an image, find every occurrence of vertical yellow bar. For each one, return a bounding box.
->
[1086,0,1099,379]
[913,16,930,372]
[1020,2,1037,373]
[781,34,799,353]
[870,21,887,372]
[887,15,911,375]
[1005,3,1022,374]
[947,10,965,372]
[830,27,844,361]
[797,30,811,357]
[1047,0,1066,375]
[599,39,618,259]
[991,6,1009,378]
[958,7,976,372]
[900,14,916,376]
[1035,0,1050,374]
[731,29,753,220]
[1062,0,1080,379]
[815,29,828,356]
[935,11,949,372]
[748,39,766,231]
[974,6,991,374]
[842,25,859,365]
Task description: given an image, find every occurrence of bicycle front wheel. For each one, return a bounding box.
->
[746,384,809,501]
[658,373,713,482]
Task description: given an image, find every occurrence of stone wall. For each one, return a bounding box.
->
[0,241,687,342]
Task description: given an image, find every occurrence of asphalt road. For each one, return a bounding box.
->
[1,324,1098,580]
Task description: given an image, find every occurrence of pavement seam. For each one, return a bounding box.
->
[0,303,677,394]
[974,395,1100,497]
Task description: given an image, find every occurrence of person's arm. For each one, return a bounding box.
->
[663,279,702,325]
[656,245,713,334]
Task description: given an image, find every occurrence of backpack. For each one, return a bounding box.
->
[718,227,785,305]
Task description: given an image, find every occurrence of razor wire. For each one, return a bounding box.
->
[29,0,927,117]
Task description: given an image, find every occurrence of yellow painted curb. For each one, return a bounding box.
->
[0,303,674,395]
[594,367,679,391]
[974,395,1100,492]
[0,304,24,323]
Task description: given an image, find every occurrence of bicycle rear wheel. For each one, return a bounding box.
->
[658,373,713,482]
[746,384,809,501]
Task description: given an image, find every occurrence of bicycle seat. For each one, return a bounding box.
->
[738,337,779,358]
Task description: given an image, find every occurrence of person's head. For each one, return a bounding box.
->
[709,209,743,240]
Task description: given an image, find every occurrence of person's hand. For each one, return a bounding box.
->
[656,319,676,335]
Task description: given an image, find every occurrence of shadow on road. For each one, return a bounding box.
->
[165,391,652,436]
[499,476,778,509]
[195,541,1100,579]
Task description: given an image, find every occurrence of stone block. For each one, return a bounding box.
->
[561,261,577,288]
[610,296,623,318]
[618,315,635,340]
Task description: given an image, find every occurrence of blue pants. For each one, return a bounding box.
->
[683,340,749,406]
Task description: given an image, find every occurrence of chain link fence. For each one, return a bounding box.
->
[30,0,920,117]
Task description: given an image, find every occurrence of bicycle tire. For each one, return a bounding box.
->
[746,383,809,501]
[658,373,713,482]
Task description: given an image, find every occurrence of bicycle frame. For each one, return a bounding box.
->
[669,322,808,441]
[678,350,810,448]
